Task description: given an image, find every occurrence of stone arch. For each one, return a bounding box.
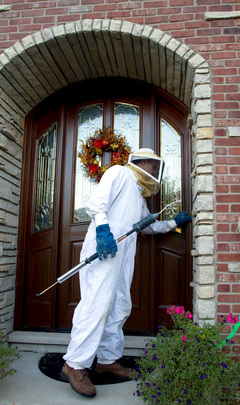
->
[0,19,214,333]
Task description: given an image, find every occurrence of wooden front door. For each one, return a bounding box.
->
[15,78,192,334]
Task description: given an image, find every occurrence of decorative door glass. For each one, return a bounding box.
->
[74,102,140,223]
[33,122,57,232]
[160,118,182,221]
[74,104,103,223]
[114,102,140,152]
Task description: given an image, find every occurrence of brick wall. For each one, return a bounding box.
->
[0,0,240,334]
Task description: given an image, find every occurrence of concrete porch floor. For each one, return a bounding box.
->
[0,332,149,405]
[0,351,144,405]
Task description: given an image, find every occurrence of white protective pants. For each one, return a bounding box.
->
[63,232,136,369]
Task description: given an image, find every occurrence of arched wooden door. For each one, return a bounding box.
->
[15,78,192,334]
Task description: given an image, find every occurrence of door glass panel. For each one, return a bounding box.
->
[160,118,182,221]
[33,122,57,232]
[114,102,139,152]
[74,104,103,223]
[74,102,140,223]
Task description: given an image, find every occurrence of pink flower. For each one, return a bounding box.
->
[227,313,233,323]
[236,315,239,323]
[188,313,193,319]
[182,335,187,342]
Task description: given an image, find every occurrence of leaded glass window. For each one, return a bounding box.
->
[114,102,139,152]
[74,104,103,223]
[160,118,182,221]
[33,123,57,232]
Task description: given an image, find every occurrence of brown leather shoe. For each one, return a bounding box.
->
[61,362,96,397]
[95,360,131,380]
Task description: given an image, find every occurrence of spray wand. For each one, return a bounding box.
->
[36,200,181,297]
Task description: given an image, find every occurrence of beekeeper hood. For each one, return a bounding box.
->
[127,148,165,197]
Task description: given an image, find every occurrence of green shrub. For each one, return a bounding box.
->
[132,306,240,404]
[0,330,21,380]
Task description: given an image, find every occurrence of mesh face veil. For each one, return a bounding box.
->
[127,148,165,197]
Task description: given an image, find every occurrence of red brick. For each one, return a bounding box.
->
[9,17,31,25]
[214,102,239,109]
[218,304,231,314]
[46,7,68,14]
[144,1,168,7]
[94,4,116,11]
[233,305,240,313]
[216,166,228,174]
[213,93,225,101]
[217,263,229,272]
[217,243,230,251]
[213,84,239,93]
[215,138,240,146]
[217,253,240,262]
[218,294,240,303]
[231,185,240,192]
[217,233,240,242]
[232,285,240,293]
[157,7,181,15]
[229,147,240,155]
[22,10,44,17]
[216,176,240,185]
[229,111,240,118]
[170,0,193,5]
[218,284,230,292]
[216,204,229,212]
[212,51,236,59]
[215,120,240,127]
[33,17,55,23]
[216,157,240,165]
[226,93,240,101]
[210,35,236,44]
[215,147,227,155]
[230,167,240,174]
[19,24,42,32]
[215,111,226,118]
[216,224,229,232]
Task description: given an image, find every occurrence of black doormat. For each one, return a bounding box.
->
[38,353,140,385]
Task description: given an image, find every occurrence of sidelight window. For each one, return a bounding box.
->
[33,123,57,232]
[160,118,182,221]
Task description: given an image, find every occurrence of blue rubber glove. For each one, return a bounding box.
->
[96,224,118,260]
[174,211,192,226]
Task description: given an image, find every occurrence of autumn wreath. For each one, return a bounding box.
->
[78,128,132,183]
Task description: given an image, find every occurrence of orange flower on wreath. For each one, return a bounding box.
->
[78,128,132,183]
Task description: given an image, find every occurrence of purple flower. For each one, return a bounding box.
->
[187,400,191,404]
[184,389,188,394]
[203,363,207,367]
[167,379,171,383]
[221,362,227,369]
[161,365,165,369]
[152,344,156,348]
[152,395,156,399]
[146,382,150,387]
[200,375,204,380]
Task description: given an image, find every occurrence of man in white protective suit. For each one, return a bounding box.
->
[61,148,192,398]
